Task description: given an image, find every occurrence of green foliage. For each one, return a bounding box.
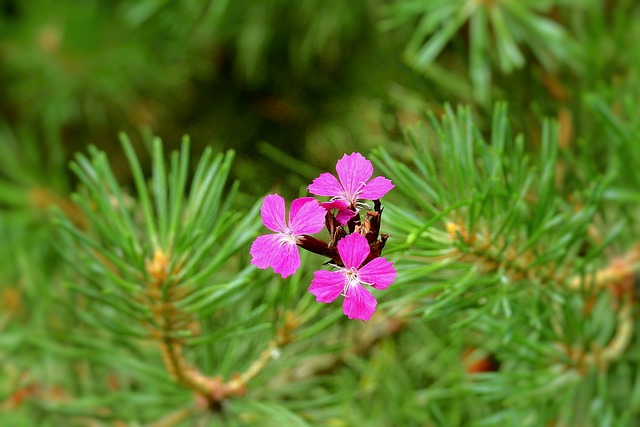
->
[48,137,262,420]
[373,105,639,425]
[3,1,640,425]
[382,0,580,105]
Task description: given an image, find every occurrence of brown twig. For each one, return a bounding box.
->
[559,296,634,374]
[568,245,640,291]
[445,221,638,373]
[29,186,87,229]
[444,221,571,286]
[144,249,298,408]
[444,222,640,293]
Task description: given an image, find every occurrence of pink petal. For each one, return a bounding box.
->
[309,270,344,303]
[337,233,370,270]
[250,234,280,269]
[289,197,326,235]
[270,239,301,278]
[249,234,300,278]
[335,153,373,198]
[342,283,377,321]
[308,172,343,198]
[321,200,350,211]
[260,194,287,233]
[335,208,356,225]
[358,176,395,200]
[358,257,397,290]
[322,200,356,225]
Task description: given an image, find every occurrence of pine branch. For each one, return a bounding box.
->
[54,136,292,418]
[382,0,580,105]
[368,103,640,423]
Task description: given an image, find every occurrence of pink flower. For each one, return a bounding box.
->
[308,153,394,221]
[308,233,396,321]
[250,194,326,278]
[321,200,356,225]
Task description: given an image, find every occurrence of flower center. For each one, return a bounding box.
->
[342,181,367,206]
[342,267,360,297]
[334,180,368,209]
[329,182,371,212]
[279,230,298,246]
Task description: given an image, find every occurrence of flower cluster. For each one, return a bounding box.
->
[250,152,396,321]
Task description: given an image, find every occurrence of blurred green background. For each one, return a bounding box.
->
[3,0,634,197]
[1,0,426,198]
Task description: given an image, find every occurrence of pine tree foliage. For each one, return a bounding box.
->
[374,105,639,425]
[2,1,640,426]
[49,137,269,421]
[382,0,580,104]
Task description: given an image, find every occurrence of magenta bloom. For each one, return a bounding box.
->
[321,200,356,225]
[250,194,326,278]
[308,153,394,221]
[308,233,397,321]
